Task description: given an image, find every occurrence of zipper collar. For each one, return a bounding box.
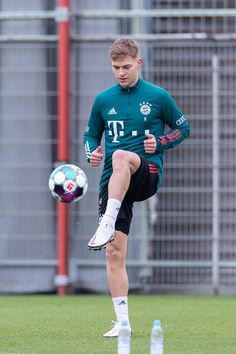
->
[118,78,142,92]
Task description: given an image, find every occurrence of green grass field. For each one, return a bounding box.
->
[0,294,236,354]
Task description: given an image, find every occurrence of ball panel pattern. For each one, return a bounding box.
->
[49,164,88,203]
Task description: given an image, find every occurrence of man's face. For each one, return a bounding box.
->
[111,56,143,88]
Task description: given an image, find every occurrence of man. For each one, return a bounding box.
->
[83,38,190,337]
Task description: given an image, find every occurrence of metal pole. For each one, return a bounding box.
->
[1,8,236,21]
[0,11,56,20]
[212,54,220,295]
[55,0,70,296]
[73,8,236,19]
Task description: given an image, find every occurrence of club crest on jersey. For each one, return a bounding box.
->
[140,102,152,116]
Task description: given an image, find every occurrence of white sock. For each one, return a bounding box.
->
[102,199,121,227]
[112,296,130,324]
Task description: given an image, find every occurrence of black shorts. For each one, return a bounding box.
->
[98,156,159,235]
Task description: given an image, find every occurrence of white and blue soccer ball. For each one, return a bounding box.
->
[49,164,88,203]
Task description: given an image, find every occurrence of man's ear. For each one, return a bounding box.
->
[137,57,143,68]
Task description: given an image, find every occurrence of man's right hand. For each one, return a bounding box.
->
[90,146,103,167]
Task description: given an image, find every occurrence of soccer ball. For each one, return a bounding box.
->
[49,164,88,203]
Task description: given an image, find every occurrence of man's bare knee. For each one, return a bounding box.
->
[112,150,140,174]
[112,150,129,165]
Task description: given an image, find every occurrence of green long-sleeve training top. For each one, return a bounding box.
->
[84,78,190,192]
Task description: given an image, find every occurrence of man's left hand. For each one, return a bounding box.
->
[144,133,157,154]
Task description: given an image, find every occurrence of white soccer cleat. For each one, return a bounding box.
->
[88,222,115,251]
[103,321,132,338]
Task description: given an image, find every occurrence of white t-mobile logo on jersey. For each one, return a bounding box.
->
[108,120,124,143]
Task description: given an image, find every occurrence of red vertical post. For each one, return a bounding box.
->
[56,0,70,296]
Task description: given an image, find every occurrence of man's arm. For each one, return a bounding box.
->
[83,96,104,162]
[156,89,190,153]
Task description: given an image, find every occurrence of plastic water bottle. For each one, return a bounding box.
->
[117,320,131,354]
[150,320,164,354]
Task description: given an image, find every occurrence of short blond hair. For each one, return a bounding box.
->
[109,38,139,60]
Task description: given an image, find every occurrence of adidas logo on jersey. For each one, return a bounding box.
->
[108,107,117,115]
